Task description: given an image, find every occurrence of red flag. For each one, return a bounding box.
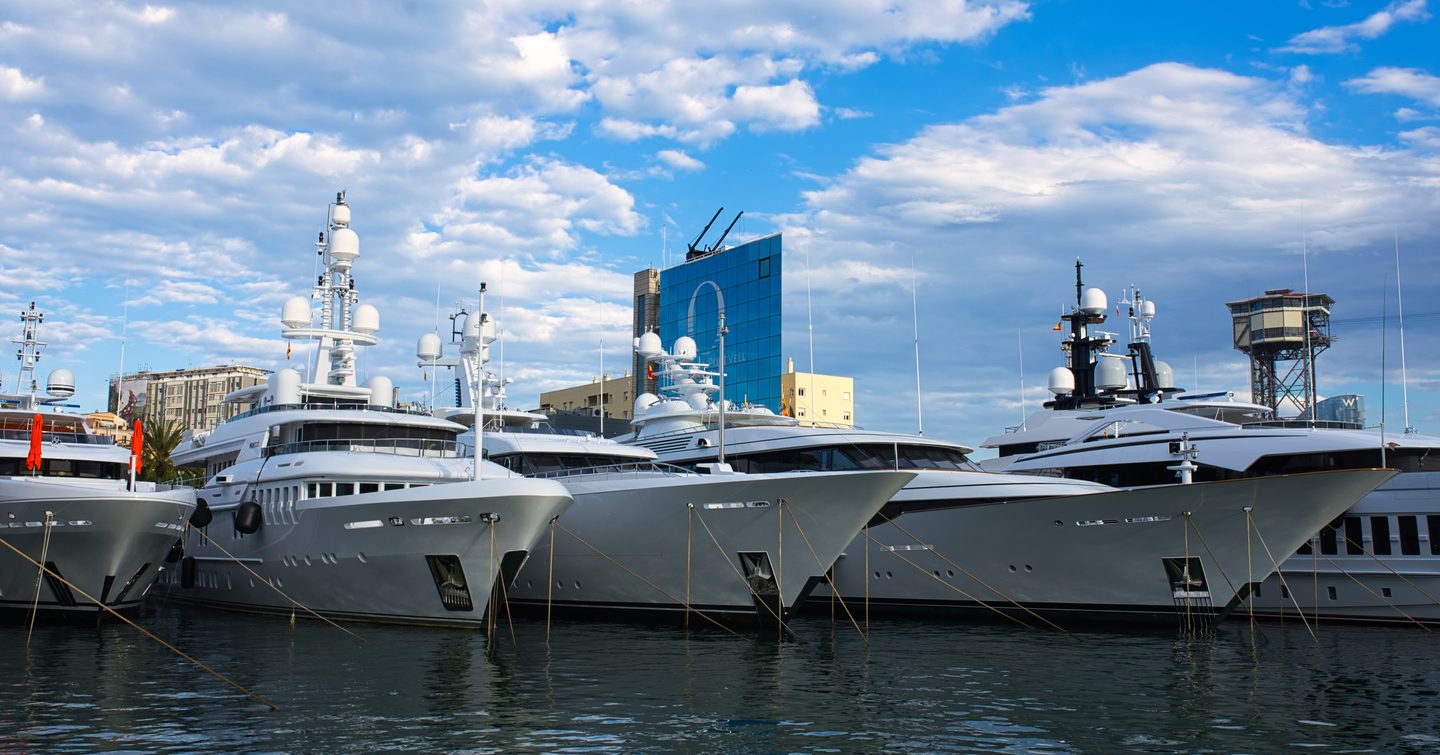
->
[132,420,144,475]
[646,362,655,381]
[25,414,43,471]
[1052,322,1062,331]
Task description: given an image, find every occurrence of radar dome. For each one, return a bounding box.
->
[1095,357,1127,391]
[269,368,302,406]
[281,296,312,329]
[1080,287,1108,317]
[365,376,394,408]
[331,202,351,228]
[673,336,697,360]
[417,332,442,362]
[46,369,75,399]
[1140,300,1156,321]
[462,312,481,341]
[352,303,380,335]
[328,226,360,263]
[1047,367,1075,397]
[634,392,660,415]
[636,332,662,359]
[1154,360,1175,390]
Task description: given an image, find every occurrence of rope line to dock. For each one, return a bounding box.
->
[552,520,744,638]
[859,528,1035,631]
[1246,512,1318,641]
[1183,513,1256,637]
[874,511,1069,634]
[186,525,363,641]
[26,512,54,648]
[546,517,556,645]
[0,536,278,711]
[778,501,868,644]
[687,505,792,634]
[1320,551,1431,631]
[1339,532,1440,612]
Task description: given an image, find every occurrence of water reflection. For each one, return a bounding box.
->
[2,608,1438,752]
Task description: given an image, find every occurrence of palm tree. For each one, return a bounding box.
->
[138,418,188,483]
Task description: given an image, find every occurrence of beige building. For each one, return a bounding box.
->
[780,358,855,427]
[538,372,634,421]
[110,365,271,434]
[85,411,134,447]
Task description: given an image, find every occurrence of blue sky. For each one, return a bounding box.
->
[2,0,1437,448]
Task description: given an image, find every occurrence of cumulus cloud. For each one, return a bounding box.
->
[1345,66,1440,107]
[0,66,43,100]
[1277,0,1430,54]
[656,149,704,171]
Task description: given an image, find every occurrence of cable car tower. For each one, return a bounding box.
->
[1226,288,1334,416]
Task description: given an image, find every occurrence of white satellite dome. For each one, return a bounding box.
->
[636,332,663,360]
[634,392,660,415]
[417,332,442,362]
[269,368,302,406]
[1140,300,1156,321]
[329,226,360,263]
[352,303,380,335]
[673,336,697,360]
[1095,357,1127,391]
[281,296,312,329]
[331,202,351,228]
[1047,367,1075,397]
[365,375,394,408]
[46,368,75,399]
[1154,360,1175,390]
[1080,287,1108,317]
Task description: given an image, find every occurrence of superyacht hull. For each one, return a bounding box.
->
[506,470,913,621]
[162,477,570,628]
[0,479,194,618]
[814,469,1395,626]
[1247,471,1440,624]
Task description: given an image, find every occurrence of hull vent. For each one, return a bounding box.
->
[113,563,153,605]
[426,555,474,612]
[43,562,77,607]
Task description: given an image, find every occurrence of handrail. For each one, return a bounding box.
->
[227,402,435,423]
[1239,419,1364,430]
[634,419,863,443]
[526,460,692,479]
[263,437,465,459]
[0,429,114,445]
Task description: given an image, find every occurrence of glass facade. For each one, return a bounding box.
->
[657,234,782,412]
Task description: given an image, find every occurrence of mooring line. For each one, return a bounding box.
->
[184,524,363,641]
[862,528,1035,631]
[1339,532,1440,612]
[551,520,745,638]
[0,536,278,711]
[546,516,556,645]
[1184,513,1262,639]
[1321,550,1431,631]
[1246,513,1318,641]
[26,511,54,648]
[687,505,792,633]
[778,501,868,644]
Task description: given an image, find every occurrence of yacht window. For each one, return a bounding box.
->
[1398,516,1420,556]
[1344,517,1365,555]
[1370,516,1392,556]
[525,454,565,474]
[306,483,318,498]
[337,482,357,497]
[383,482,404,491]
[1429,515,1440,556]
[359,483,379,494]
[1319,522,1338,555]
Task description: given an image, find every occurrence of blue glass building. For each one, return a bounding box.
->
[656,233,782,412]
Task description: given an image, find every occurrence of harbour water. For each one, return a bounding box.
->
[4,605,1439,753]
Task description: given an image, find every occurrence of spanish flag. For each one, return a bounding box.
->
[780,399,793,418]
[1052,322,1062,331]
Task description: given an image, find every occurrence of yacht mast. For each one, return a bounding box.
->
[1395,231,1413,433]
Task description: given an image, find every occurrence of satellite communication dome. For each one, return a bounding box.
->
[281,296,312,329]
[673,336,697,360]
[1080,287,1108,317]
[1154,360,1175,390]
[331,202,351,228]
[1140,300,1156,321]
[270,368,302,406]
[1095,357,1127,391]
[1047,367,1075,397]
[46,368,75,399]
[329,226,360,263]
[352,303,380,335]
[634,392,660,415]
[365,375,394,408]
[462,312,481,341]
[417,332,442,362]
[635,332,663,359]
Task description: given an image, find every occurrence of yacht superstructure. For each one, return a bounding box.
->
[415,308,913,623]
[164,194,570,627]
[982,262,1435,624]
[621,331,1392,625]
[0,303,194,618]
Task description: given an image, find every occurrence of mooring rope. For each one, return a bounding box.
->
[1247,513,1319,641]
[546,516,556,645]
[775,502,784,643]
[26,511,54,648]
[487,519,497,643]
[874,510,1069,633]
[1184,513,1260,638]
[551,520,744,638]
[1322,549,1432,631]
[185,524,363,641]
[686,506,791,633]
[778,501,868,644]
[861,528,1035,631]
[685,505,693,632]
[1339,531,1440,611]
[0,536,277,711]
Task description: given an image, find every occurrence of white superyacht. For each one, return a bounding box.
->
[983,266,1439,624]
[1,303,194,618]
[621,333,1393,625]
[416,310,914,623]
[165,194,571,627]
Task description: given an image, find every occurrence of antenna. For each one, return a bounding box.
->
[805,244,815,425]
[117,279,129,413]
[1380,269,1388,467]
[708,211,744,252]
[498,262,507,393]
[1017,329,1026,430]
[686,207,724,259]
[1301,205,1314,426]
[598,337,605,437]
[911,257,923,436]
[1395,230,1412,433]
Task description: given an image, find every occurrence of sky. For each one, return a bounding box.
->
[1,0,1438,450]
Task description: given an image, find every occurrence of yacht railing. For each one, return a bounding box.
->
[526,461,692,480]
[228,402,434,423]
[0,429,114,445]
[1240,419,1364,430]
[263,438,464,459]
[635,418,861,443]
